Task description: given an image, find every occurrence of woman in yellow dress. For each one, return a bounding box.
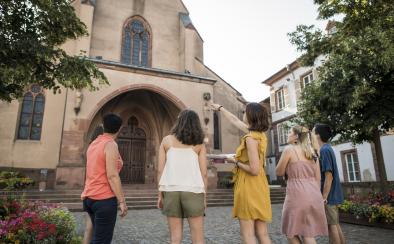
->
[210,102,272,244]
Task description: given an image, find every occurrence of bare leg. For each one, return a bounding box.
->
[167,217,183,244]
[286,236,302,244]
[254,220,271,244]
[83,214,93,244]
[328,224,341,244]
[303,237,317,244]
[239,219,257,244]
[336,225,346,244]
[187,216,205,244]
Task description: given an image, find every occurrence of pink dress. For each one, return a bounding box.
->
[281,155,328,237]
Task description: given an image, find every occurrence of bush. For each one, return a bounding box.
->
[0,171,34,190]
[367,190,394,206]
[339,200,394,224]
[218,177,234,189]
[0,198,80,243]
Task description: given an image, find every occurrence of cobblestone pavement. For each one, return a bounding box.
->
[73,205,394,244]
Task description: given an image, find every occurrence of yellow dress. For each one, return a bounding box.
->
[232,131,272,222]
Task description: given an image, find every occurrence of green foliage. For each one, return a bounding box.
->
[339,200,394,223]
[288,0,394,143]
[218,176,234,189]
[40,207,78,243]
[0,0,108,102]
[0,198,80,243]
[0,171,34,190]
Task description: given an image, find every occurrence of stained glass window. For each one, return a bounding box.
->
[17,85,45,140]
[121,17,151,67]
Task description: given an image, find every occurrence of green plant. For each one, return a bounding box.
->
[0,0,108,102]
[218,177,233,189]
[288,0,394,191]
[40,207,78,243]
[0,171,34,190]
[339,200,394,224]
[0,198,80,243]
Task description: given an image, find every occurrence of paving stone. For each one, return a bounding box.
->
[73,205,394,244]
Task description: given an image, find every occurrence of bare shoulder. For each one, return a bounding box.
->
[245,136,259,145]
[161,135,173,148]
[196,143,206,154]
[282,145,294,155]
[105,141,118,152]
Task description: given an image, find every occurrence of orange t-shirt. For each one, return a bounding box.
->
[81,134,123,200]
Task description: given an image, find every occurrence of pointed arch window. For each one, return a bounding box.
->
[121,16,151,67]
[17,85,45,140]
[213,112,221,150]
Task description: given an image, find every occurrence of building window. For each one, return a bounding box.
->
[275,88,285,110]
[344,151,361,182]
[302,72,314,88]
[213,112,221,150]
[277,123,290,146]
[17,85,45,140]
[121,16,151,67]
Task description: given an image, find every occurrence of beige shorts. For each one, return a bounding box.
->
[325,204,340,225]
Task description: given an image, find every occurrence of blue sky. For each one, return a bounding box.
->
[182,0,327,102]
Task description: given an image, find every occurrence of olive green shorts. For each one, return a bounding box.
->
[325,204,340,225]
[162,191,205,218]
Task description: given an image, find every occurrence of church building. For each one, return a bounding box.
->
[0,0,246,189]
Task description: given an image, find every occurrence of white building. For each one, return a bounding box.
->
[262,51,394,184]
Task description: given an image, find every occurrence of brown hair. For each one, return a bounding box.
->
[292,125,315,161]
[245,102,269,132]
[171,109,204,145]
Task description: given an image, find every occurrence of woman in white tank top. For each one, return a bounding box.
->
[157,109,207,244]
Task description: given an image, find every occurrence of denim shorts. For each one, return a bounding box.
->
[162,191,205,218]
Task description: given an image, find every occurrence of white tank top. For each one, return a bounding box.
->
[158,147,205,193]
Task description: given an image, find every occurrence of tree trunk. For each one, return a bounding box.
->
[372,129,388,192]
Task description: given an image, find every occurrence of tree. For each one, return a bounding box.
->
[288,0,394,189]
[0,0,108,102]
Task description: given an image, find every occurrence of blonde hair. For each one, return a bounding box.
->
[292,125,315,161]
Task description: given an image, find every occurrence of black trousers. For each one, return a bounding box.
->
[83,197,118,244]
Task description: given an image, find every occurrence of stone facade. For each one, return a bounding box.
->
[0,0,246,189]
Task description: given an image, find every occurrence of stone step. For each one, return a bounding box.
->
[20,194,285,202]
[63,201,285,212]
[1,189,285,197]
[1,187,286,212]
[0,187,286,195]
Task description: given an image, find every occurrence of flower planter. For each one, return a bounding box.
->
[339,212,394,230]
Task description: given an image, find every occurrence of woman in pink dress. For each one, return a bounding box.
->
[276,126,328,244]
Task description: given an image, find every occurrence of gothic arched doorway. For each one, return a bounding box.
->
[117,116,146,184]
[87,88,182,185]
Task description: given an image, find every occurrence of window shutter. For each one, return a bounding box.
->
[295,79,302,101]
[283,85,290,108]
[270,88,276,112]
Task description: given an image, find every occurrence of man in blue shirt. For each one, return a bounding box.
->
[313,124,346,244]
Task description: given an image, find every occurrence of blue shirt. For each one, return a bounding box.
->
[320,144,344,205]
